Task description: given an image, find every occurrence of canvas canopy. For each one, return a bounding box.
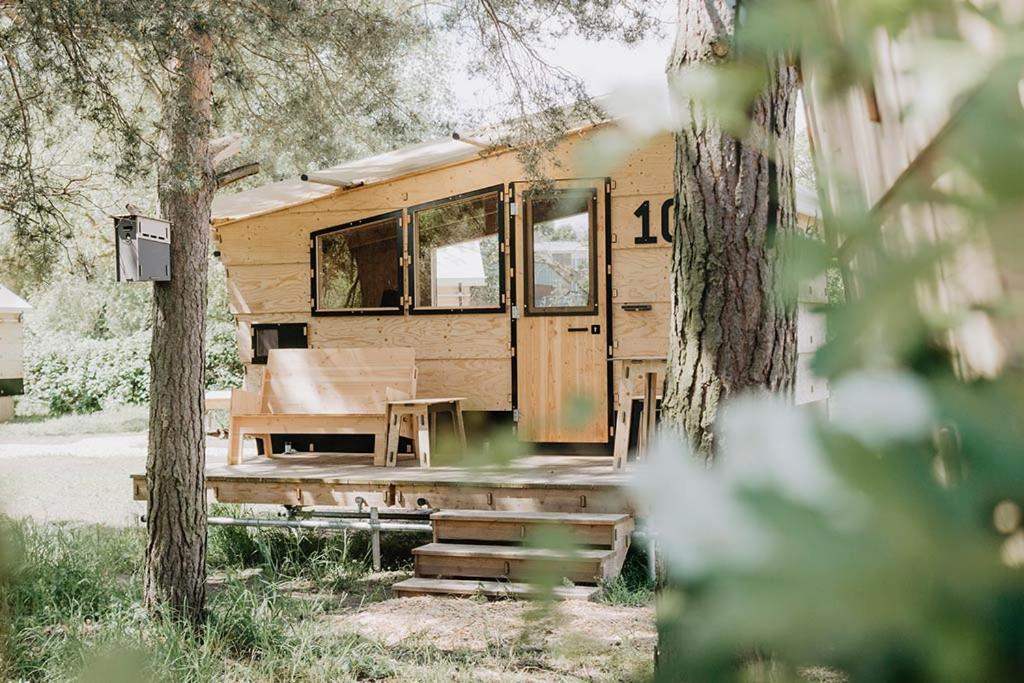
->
[212,122,822,225]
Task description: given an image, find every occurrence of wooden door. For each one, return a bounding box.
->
[513,182,609,443]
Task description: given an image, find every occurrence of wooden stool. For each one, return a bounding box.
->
[612,357,665,470]
[385,398,466,468]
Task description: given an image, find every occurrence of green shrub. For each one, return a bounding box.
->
[22,322,242,416]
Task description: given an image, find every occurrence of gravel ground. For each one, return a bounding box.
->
[0,431,232,526]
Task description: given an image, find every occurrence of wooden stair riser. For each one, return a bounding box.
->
[392,577,600,601]
[414,553,611,584]
[433,519,621,547]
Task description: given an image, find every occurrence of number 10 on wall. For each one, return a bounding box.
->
[634,198,676,245]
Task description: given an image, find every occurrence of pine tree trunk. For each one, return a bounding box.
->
[144,30,215,624]
[662,1,799,458]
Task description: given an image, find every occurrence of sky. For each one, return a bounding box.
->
[447,6,678,121]
[447,7,806,136]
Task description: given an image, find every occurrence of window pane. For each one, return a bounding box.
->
[317,217,401,310]
[530,195,593,310]
[414,193,501,309]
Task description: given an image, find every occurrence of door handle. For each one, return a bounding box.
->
[567,326,589,332]
[567,325,601,334]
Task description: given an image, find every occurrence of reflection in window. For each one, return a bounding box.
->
[529,194,594,311]
[316,216,401,311]
[414,192,501,309]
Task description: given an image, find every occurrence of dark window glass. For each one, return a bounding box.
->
[316,216,401,311]
[252,323,307,364]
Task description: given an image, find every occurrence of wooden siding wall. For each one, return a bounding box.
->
[218,128,826,414]
[218,129,683,410]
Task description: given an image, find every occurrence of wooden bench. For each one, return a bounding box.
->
[228,347,419,466]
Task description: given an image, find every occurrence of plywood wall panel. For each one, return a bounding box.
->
[227,263,310,315]
[216,217,311,266]
[611,247,672,303]
[311,315,510,361]
[613,303,670,358]
[609,193,676,248]
[608,133,676,196]
[417,358,511,411]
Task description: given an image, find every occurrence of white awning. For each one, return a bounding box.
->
[212,119,823,225]
[213,134,503,224]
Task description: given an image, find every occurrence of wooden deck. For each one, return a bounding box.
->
[131,453,635,514]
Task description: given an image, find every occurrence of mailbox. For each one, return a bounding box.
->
[115,215,171,282]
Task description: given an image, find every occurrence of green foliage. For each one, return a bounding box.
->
[23,329,151,414]
[636,2,1024,681]
[208,505,417,589]
[599,544,655,608]
[22,320,240,416]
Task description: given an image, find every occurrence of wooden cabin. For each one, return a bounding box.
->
[210,122,827,456]
[0,284,31,423]
[135,123,828,595]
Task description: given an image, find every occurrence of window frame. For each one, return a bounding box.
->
[310,210,406,317]
[407,185,507,316]
[523,188,599,317]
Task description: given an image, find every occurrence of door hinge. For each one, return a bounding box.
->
[509,201,518,216]
[511,305,520,320]
[513,408,520,422]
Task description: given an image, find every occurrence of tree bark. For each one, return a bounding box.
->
[662,1,799,458]
[145,30,215,624]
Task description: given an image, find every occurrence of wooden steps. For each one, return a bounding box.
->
[393,509,634,600]
[392,577,600,601]
[413,542,616,583]
[432,510,633,547]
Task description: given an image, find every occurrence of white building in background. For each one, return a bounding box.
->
[0,284,31,422]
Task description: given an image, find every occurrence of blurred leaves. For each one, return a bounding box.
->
[635,0,1024,680]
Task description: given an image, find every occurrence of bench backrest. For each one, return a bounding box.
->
[260,348,416,415]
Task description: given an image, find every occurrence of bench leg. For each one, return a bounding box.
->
[228,419,243,466]
[385,408,402,468]
[612,404,630,471]
[412,408,431,468]
[639,372,658,462]
[453,401,467,451]
[372,424,388,467]
[259,434,273,457]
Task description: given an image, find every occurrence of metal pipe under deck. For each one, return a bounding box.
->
[207,516,432,534]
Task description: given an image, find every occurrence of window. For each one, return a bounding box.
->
[526,190,597,314]
[313,213,402,314]
[410,188,503,311]
[251,323,307,364]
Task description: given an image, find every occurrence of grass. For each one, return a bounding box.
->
[599,544,656,608]
[1,512,656,682]
[0,405,149,439]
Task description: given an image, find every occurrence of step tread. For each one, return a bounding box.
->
[431,510,632,524]
[393,577,599,601]
[413,542,613,561]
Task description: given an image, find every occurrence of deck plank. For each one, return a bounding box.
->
[131,452,637,513]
